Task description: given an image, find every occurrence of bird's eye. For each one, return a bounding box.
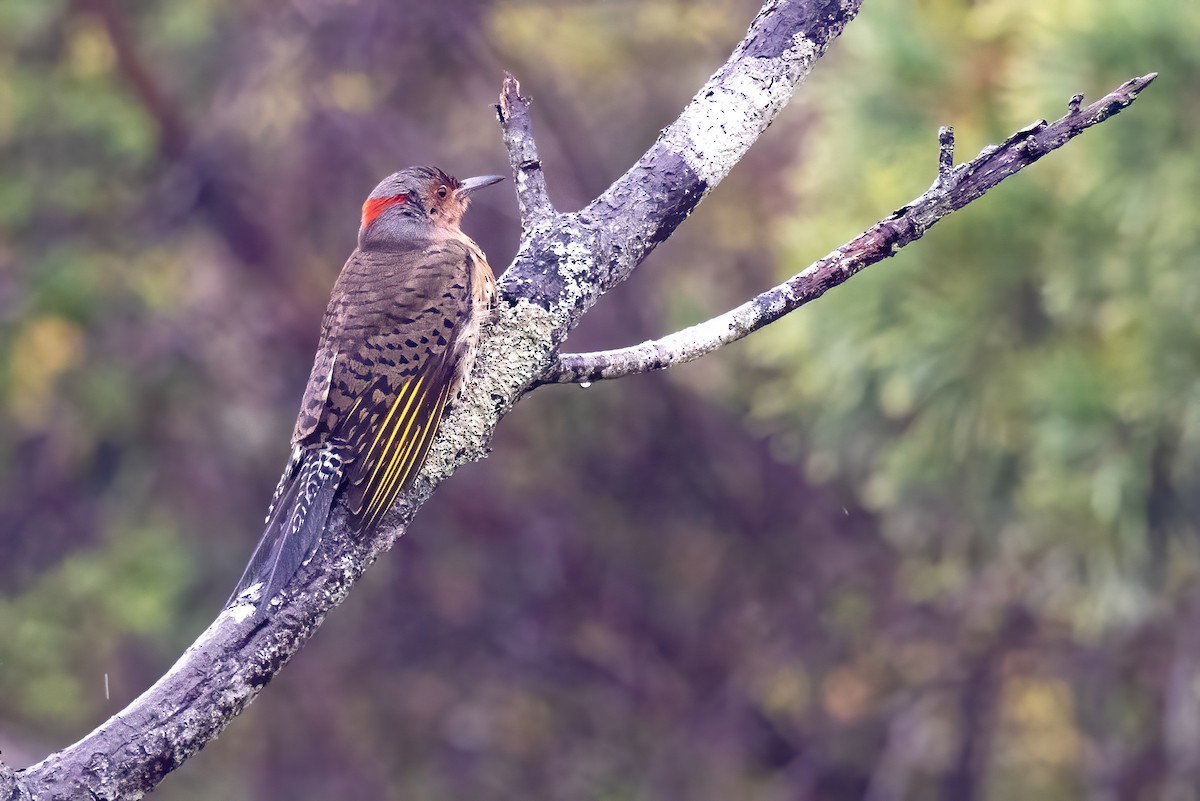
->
[436,185,448,199]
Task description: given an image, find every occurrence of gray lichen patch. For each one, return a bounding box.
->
[422,299,558,484]
[673,29,820,187]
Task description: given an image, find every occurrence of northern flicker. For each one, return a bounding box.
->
[230,166,503,610]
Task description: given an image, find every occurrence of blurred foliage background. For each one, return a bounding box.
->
[0,0,1196,798]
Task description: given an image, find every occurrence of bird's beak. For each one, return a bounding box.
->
[458,174,506,195]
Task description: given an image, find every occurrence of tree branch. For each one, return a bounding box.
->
[0,2,1151,799]
[542,73,1157,385]
[495,73,554,228]
[499,0,862,317]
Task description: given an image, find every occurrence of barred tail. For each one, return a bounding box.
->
[228,446,344,610]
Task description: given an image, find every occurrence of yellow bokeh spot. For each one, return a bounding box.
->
[66,18,116,78]
[327,72,374,113]
[8,315,85,429]
[999,676,1080,768]
[759,664,811,719]
[880,373,915,419]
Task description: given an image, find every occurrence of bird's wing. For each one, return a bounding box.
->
[295,242,476,532]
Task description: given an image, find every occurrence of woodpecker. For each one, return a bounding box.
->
[230,167,503,610]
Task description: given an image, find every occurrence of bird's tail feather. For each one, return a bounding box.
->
[228,447,344,610]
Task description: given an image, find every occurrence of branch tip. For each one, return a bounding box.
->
[496,72,554,228]
[499,72,524,117]
[937,126,955,180]
[1110,73,1156,107]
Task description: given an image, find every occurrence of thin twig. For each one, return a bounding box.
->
[543,74,1157,385]
[937,126,955,184]
[496,73,555,229]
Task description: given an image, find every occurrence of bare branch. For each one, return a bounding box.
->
[496,73,554,229]
[543,74,1157,386]
[937,125,955,184]
[11,511,389,801]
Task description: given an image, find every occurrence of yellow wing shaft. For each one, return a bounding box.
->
[358,377,452,528]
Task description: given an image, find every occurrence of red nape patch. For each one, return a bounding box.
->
[361,193,408,228]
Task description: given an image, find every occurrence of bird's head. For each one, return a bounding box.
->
[358,166,504,249]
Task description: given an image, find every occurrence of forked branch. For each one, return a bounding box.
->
[0,2,864,798]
